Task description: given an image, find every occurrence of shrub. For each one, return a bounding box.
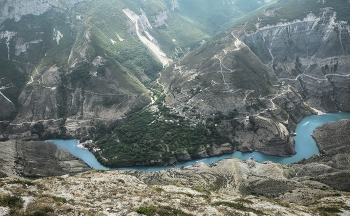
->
[136,206,157,215]
[185,193,194,198]
[0,194,24,210]
[117,179,125,184]
[191,186,211,194]
[234,198,253,204]
[136,205,192,216]
[40,206,54,213]
[212,202,264,215]
[317,207,342,213]
[33,211,49,216]
[53,196,67,203]
[153,187,165,193]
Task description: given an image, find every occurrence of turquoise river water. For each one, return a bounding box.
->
[47,112,350,172]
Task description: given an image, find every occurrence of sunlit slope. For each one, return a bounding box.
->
[161,31,278,114]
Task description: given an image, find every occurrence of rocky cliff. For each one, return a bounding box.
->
[235,0,350,112]
[0,140,91,178]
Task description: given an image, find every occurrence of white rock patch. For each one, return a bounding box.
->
[170,0,180,11]
[0,31,17,59]
[0,0,51,24]
[115,32,124,41]
[123,8,171,67]
[0,207,10,216]
[53,28,63,45]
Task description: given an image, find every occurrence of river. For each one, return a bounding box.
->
[47,112,350,172]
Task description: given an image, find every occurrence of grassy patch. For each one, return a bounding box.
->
[212,202,264,215]
[317,207,342,215]
[152,187,165,193]
[234,198,253,204]
[0,193,24,210]
[135,205,192,216]
[191,186,211,195]
[53,196,67,204]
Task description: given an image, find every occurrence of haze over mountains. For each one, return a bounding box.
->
[1,0,350,215]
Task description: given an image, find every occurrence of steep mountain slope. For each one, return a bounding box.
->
[0,140,91,178]
[134,13,315,167]
[233,0,350,112]
[0,0,272,140]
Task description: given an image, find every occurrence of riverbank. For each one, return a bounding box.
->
[0,140,91,178]
[47,113,350,172]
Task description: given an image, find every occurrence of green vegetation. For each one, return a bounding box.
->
[53,196,68,204]
[0,193,24,210]
[212,202,264,215]
[117,179,125,184]
[317,207,342,215]
[93,108,232,167]
[135,205,192,216]
[68,62,92,86]
[33,206,54,216]
[192,186,211,195]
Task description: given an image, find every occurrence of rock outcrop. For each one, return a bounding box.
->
[0,161,350,216]
[0,140,91,178]
[236,1,350,112]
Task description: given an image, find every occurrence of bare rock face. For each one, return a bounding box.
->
[312,119,350,156]
[292,119,350,191]
[0,140,91,178]
[2,168,350,216]
[0,95,15,120]
[239,5,350,112]
[235,116,296,157]
[0,0,52,24]
[152,11,167,27]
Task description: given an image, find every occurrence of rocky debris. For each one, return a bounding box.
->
[0,164,349,215]
[152,11,167,27]
[0,207,10,216]
[0,141,17,178]
[0,140,91,178]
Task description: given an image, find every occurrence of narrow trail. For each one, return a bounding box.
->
[0,85,14,105]
[214,56,230,90]
[0,91,13,105]
[280,73,350,82]
[243,90,254,102]
[156,72,165,91]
